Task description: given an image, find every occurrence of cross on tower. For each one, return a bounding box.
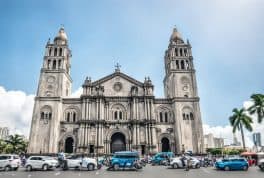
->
[115,63,121,72]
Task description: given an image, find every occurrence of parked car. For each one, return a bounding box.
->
[25,156,58,171]
[62,155,99,171]
[258,158,264,171]
[169,156,200,169]
[215,157,248,171]
[108,151,142,171]
[0,154,20,171]
[151,152,175,165]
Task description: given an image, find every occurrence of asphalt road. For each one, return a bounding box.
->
[0,165,263,178]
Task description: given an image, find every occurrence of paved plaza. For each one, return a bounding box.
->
[0,165,263,178]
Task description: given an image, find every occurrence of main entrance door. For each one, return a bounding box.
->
[111,132,126,153]
[161,137,170,152]
[65,137,74,153]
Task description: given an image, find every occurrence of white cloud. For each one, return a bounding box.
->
[70,87,82,98]
[0,86,34,138]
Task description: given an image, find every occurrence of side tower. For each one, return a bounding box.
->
[164,28,203,153]
[28,27,72,153]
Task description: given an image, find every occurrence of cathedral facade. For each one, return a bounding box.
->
[28,27,204,155]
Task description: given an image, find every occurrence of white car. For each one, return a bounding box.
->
[0,154,20,171]
[169,156,201,169]
[25,156,58,171]
[258,158,264,171]
[63,155,98,171]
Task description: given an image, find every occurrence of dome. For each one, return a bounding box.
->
[54,27,68,42]
[170,27,183,42]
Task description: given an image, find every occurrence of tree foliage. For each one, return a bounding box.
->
[0,134,28,154]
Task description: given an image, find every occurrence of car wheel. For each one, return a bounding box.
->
[224,166,230,171]
[113,164,119,171]
[260,164,264,171]
[42,164,49,171]
[196,164,201,169]
[172,163,178,169]
[243,165,248,171]
[26,165,32,171]
[87,164,94,171]
[4,165,11,171]
[13,167,18,171]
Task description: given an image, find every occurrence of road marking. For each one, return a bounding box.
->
[28,175,32,178]
[201,168,211,174]
[96,171,99,175]
[54,172,61,176]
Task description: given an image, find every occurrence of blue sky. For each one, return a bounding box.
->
[0,0,263,130]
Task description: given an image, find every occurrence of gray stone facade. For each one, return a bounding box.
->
[28,27,204,155]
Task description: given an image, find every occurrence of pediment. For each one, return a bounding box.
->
[91,72,144,97]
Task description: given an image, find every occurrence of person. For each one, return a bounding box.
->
[58,150,65,167]
[185,156,190,171]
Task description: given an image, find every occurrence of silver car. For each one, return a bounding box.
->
[169,156,201,169]
[25,156,58,171]
[0,154,20,171]
[258,158,264,171]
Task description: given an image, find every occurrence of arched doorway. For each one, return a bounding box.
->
[161,137,170,152]
[65,137,74,153]
[111,132,126,153]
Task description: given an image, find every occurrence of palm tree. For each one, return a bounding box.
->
[5,134,27,153]
[229,108,253,149]
[248,94,264,123]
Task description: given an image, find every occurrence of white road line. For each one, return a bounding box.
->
[201,167,211,174]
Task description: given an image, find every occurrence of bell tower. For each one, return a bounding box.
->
[37,27,72,98]
[28,27,72,154]
[164,27,203,153]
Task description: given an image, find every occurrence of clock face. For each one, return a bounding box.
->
[47,76,55,83]
[113,82,122,92]
[183,85,188,91]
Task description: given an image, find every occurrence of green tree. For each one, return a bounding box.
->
[229,108,253,149]
[0,139,6,153]
[248,94,264,123]
[4,134,27,154]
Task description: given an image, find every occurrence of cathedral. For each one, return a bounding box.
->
[28,27,204,155]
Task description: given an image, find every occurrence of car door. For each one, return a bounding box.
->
[0,156,4,168]
[35,157,43,169]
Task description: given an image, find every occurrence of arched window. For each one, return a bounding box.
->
[165,112,168,122]
[67,112,70,122]
[183,113,186,120]
[184,48,188,56]
[175,48,178,56]
[73,112,76,122]
[159,112,163,122]
[186,60,190,69]
[114,111,118,120]
[186,114,190,120]
[58,60,61,68]
[48,113,52,119]
[41,112,45,119]
[190,113,194,120]
[59,48,62,56]
[54,48,57,56]
[119,111,122,120]
[176,60,179,69]
[47,60,51,69]
[52,60,56,69]
[180,48,183,56]
[181,60,185,69]
[49,48,52,56]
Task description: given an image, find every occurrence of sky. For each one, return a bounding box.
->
[0,0,263,146]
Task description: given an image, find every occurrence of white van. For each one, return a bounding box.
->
[0,154,20,171]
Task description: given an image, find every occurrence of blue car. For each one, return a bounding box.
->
[215,157,249,171]
[109,151,141,171]
[151,152,175,165]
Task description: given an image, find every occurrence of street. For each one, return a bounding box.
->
[0,165,263,178]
